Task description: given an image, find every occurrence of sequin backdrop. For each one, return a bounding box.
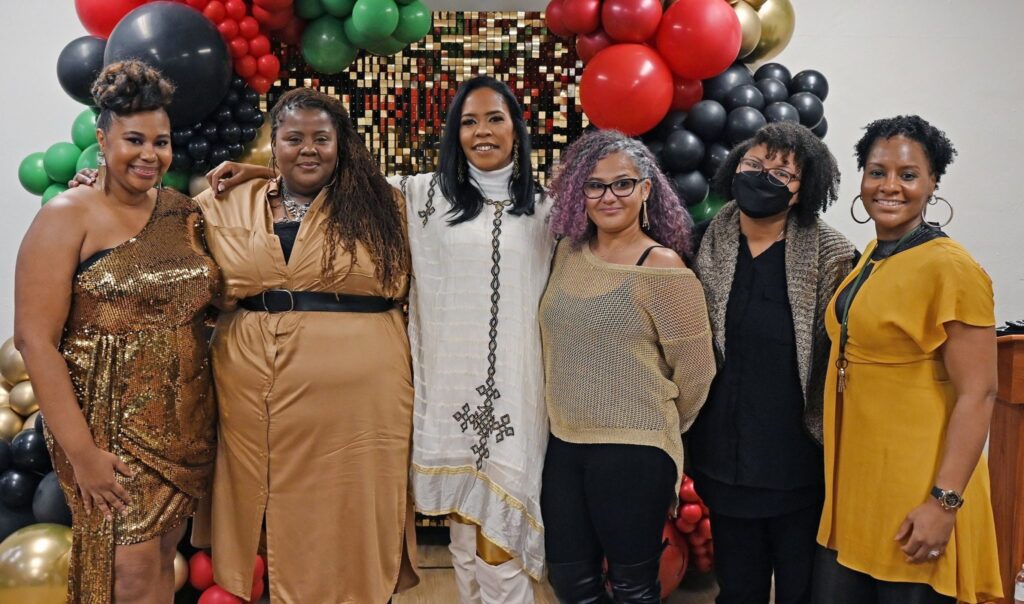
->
[269,12,587,184]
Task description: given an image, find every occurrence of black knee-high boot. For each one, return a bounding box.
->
[547,559,612,604]
[606,555,661,604]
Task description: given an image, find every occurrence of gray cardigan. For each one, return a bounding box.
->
[694,202,858,444]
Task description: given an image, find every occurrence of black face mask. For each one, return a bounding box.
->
[732,171,794,219]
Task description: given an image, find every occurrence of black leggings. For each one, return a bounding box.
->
[811,547,955,604]
[541,435,676,565]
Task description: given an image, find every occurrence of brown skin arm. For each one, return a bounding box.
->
[14,197,133,519]
[895,321,996,563]
[206,161,275,198]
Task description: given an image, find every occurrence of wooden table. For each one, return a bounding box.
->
[990,334,1024,603]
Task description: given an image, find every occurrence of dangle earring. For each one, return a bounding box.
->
[97,148,110,194]
[511,142,521,180]
[849,194,871,224]
[641,199,650,229]
[923,194,954,227]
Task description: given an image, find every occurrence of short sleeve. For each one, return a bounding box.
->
[913,246,995,352]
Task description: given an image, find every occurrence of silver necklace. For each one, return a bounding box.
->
[280,184,313,222]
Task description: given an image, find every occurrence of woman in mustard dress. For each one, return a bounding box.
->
[14,61,220,603]
[813,115,1002,603]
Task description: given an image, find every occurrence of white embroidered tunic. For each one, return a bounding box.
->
[389,163,554,579]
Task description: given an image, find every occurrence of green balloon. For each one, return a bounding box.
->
[392,0,431,44]
[18,152,51,196]
[41,183,68,205]
[161,170,189,193]
[365,35,406,56]
[322,0,355,18]
[71,109,99,150]
[302,17,359,74]
[351,0,400,40]
[43,142,83,183]
[343,16,377,48]
[76,143,102,171]
[295,0,326,19]
[395,0,416,5]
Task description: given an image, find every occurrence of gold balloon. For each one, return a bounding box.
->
[21,410,40,433]
[0,407,23,441]
[0,338,28,385]
[9,381,38,417]
[745,0,768,8]
[238,119,273,168]
[734,1,763,59]
[189,174,212,197]
[745,0,795,63]
[174,551,189,591]
[0,382,9,408]
[0,524,72,604]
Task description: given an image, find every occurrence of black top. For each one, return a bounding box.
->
[274,221,300,264]
[688,235,823,518]
[77,248,114,274]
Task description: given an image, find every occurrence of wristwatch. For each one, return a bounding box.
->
[931,486,964,511]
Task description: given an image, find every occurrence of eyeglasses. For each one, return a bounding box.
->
[738,157,800,187]
[582,178,646,199]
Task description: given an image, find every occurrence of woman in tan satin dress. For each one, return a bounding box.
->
[192,88,418,602]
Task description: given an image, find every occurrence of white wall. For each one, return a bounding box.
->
[1,1,1022,334]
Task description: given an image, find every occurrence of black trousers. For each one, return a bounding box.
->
[541,435,676,565]
[710,504,821,604]
[810,547,955,604]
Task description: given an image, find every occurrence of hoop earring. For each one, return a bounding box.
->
[511,142,520,181]
[641,199,650,230]
[849,194,871,224]
[924,195,954,228]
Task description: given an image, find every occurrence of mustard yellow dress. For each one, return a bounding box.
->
[817,237,1002,603]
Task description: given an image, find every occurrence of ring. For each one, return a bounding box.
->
[927,549,941,559]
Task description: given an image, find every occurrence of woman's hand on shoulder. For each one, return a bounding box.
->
[67,168,98,189]
[206,161,274,198]
[643,247,687,269]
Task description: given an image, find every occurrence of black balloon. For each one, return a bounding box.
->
[702,63,754,104]
[227,143,246,159]
[215,106,235,124]
[645,139,665,168]
[11,431,51,475]
[684,101,728,143]
[0,469,41,509]
[187,138,210,161]
[652,110,688,141]
[34,413,43,433]
[673,171,709,206]
[211,146,231,165]
[222,89,241,107]
[251,112,265,128]
[789,69,829,101]
[788,92,825,128]
[219,123,242,145]
[763,101,800,124]
[0,440,10,473]
[171,128,193,147]
[202,122,220,141]
[240,125,258,143]
[724,85,765,111]
[231,75,247,90]
[811,116,829,139]
[754,62,792,88]
[663,129,706,173]
[756,78,789,105]
[234,104,258,124]
[171,150,193,172]
[33,472,72,527]
[244,90,261,106]
[104,2,232,125]
[0,503,34,542]
[701,142,730,180]
[56,36,107,105]
[725,106,768,145]
[191,160,212,174]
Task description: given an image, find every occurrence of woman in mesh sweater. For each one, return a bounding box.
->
[539,129,716,603]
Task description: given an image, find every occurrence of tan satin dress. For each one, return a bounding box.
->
[192,179,418,603]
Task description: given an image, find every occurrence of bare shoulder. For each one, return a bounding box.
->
[643,246,686,269]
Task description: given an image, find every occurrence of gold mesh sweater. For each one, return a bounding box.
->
[540,240,716,501]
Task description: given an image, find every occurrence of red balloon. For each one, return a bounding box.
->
[218,19,240,40]
[74,0,147,39]
[544,0,574,39]
[249,34,272,57]
[694,555,713,572]
[235,55,258,78]
[238,16,261,39]
[679,481,700,503]
[275,15,306,45]
[575,29,612,64]
[659,526,688,599]
[188,551,215,591]
[698,517,712,539]
[561,0,601,35]
[252,555,266,583]
[198,585,243,604]
[203,1,228,24]
[679,503,702,524]
[254,0,294,9]
[249,75,273,94]
[253,5,293,29]
[257,54,281,79]
[250,579,266,602]
[580,44,673,136]
[224,0,247,21]
[602,0,662,43]
[228,37,250,58]
[656,0,741,80]
[671,76,703,111]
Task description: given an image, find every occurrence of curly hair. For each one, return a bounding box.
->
[712,121,840,227]
[547,129,695,258]
[854,115,957,183]
[437,75,538,225]
[92,60,175,132]
[270,88,410,295]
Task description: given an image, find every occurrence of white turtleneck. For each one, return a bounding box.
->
[468,161,514,202]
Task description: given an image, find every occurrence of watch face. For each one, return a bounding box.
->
[941,492,963,508]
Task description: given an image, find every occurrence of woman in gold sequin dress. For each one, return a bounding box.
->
[14,61,221,603]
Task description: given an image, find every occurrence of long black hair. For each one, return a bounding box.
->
[437,75,538,225]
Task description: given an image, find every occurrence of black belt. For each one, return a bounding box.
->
[238,290,396,313]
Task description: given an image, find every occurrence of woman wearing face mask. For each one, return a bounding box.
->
[686,122,857,604]
[14,61,220,603]
[541,129,716,603]
[812,116,1001,604]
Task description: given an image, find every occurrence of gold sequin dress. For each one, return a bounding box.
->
[46,189,221,603]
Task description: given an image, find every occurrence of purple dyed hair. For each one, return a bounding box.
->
[547,129,695,258]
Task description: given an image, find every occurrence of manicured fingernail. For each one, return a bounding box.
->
[217,183,224,192]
